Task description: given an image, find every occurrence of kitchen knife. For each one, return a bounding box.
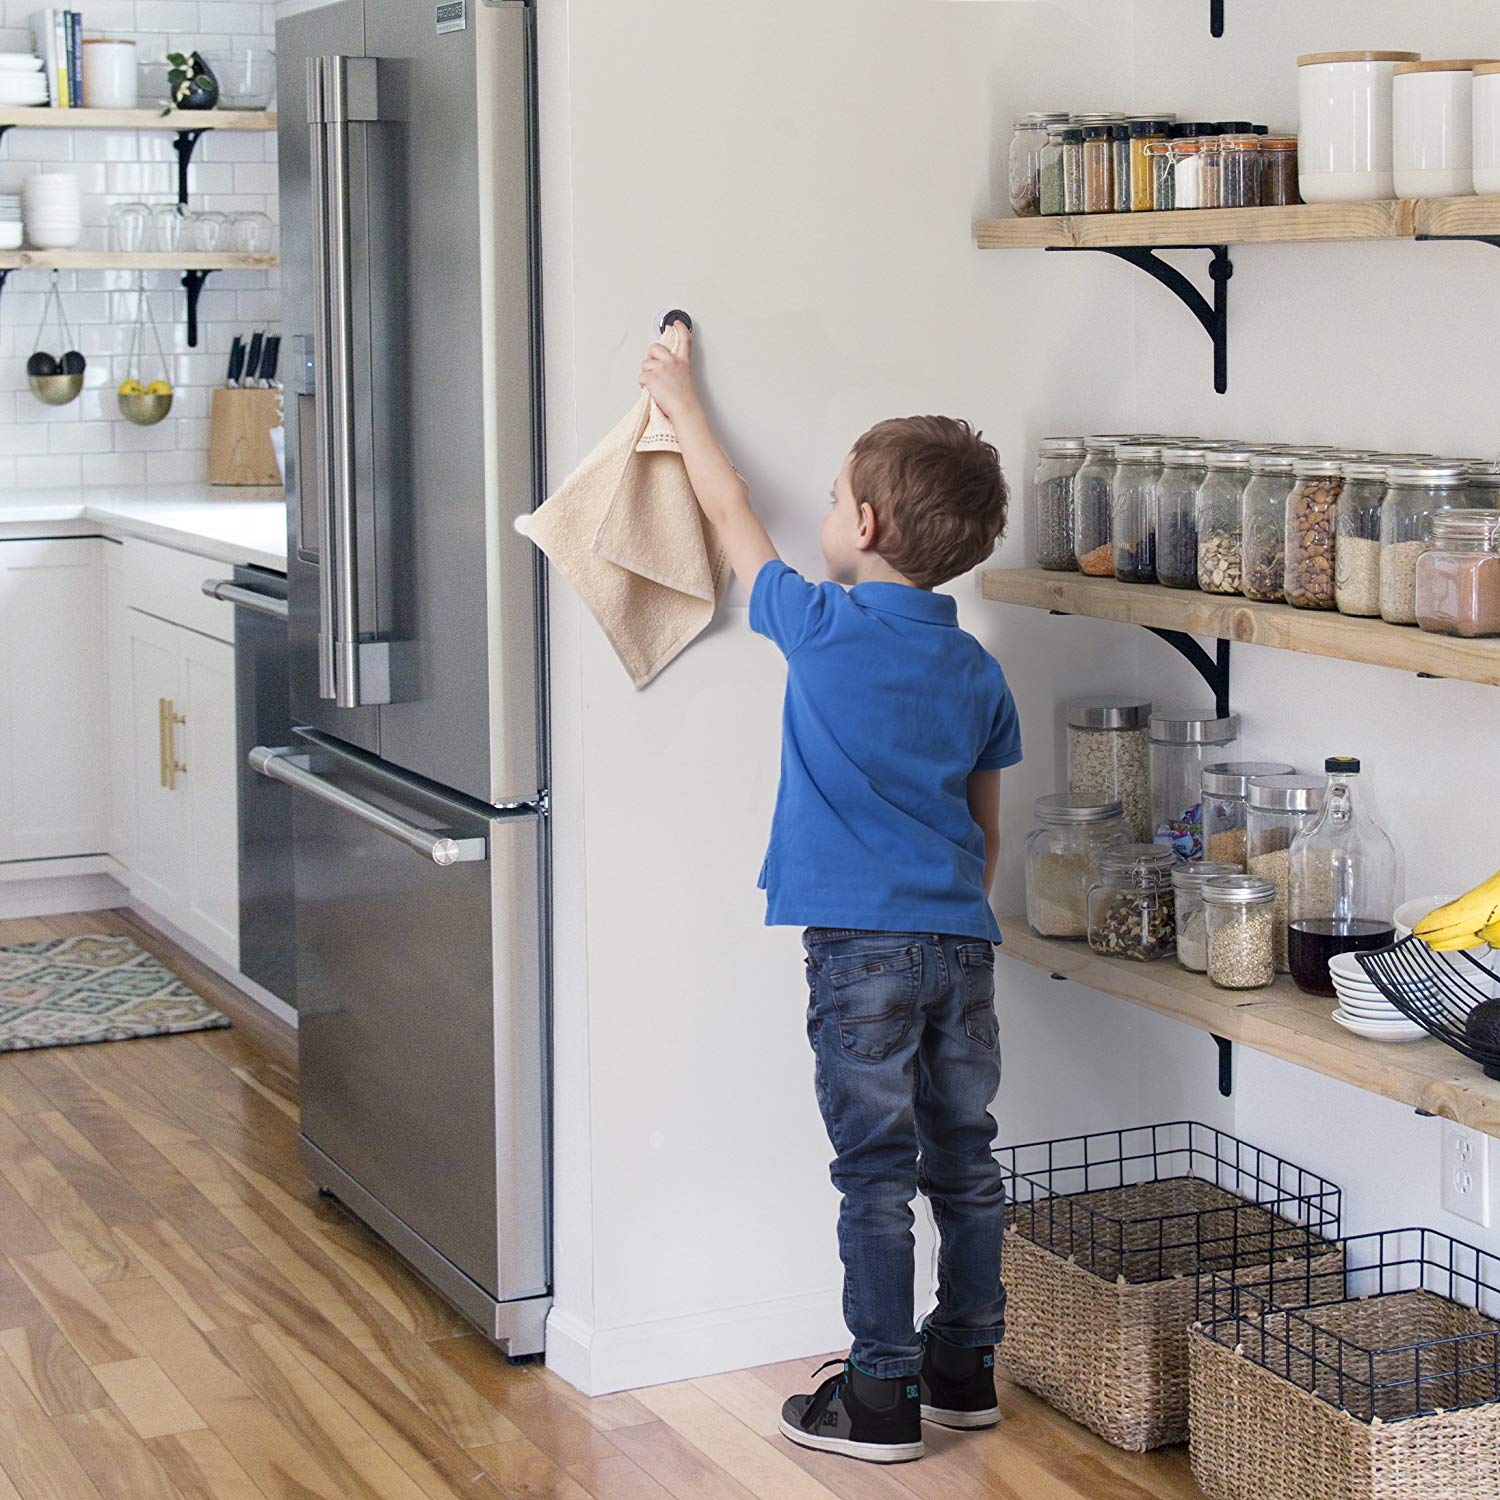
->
[259,335,280,387]
[226,335,245,387]
[244,331,264,386]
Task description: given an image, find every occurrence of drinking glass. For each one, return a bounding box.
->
[107,201,149,253]
[228,211,273,253]
[189,211,226,252]
[152,202,188,253]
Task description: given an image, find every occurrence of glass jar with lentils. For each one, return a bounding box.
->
[1035,437,1086,571]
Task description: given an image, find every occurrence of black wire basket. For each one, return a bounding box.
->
[1357,937,1500,1080]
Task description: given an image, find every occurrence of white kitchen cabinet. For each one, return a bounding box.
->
[124,607,240,967]
[0,538,109,863]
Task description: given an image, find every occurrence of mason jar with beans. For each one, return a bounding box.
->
[1284,457,1344,610]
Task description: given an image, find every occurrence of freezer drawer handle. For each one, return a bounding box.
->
[249,746,487,867]
[202,579,290,622]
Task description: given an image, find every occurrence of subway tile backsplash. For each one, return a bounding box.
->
[0,0,281,490]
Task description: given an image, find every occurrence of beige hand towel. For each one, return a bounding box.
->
[516,327,728,689]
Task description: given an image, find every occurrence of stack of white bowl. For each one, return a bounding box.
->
[1329,951,1427,1042]
[22,173,81,249]
[0,194,21,252]
[0,52,47,108]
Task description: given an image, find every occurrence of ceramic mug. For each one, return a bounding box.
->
[82,38,138,109]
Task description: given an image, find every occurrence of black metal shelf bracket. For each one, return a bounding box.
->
[1417,234,1500,251]
[1047,245,1234,394]
[1145,629,1232,719]
[1213,1034,1233,1097]
[1210,0,1224,36]
[0,267,10,320]
[173,128,209,207]
[181,268,212,348]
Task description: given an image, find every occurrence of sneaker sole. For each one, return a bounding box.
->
[921,1404,1001,1430]
[777,1417,925,1463]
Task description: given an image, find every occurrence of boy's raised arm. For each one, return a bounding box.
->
[640,328,780,596]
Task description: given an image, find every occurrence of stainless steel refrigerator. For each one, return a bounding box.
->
[260,0,550,1356]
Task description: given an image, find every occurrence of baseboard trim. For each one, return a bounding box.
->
[0,870,127,919]
[545,1289,848,1396]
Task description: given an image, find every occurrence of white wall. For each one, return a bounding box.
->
[539,0,1228,1396]
[0,2,279,487]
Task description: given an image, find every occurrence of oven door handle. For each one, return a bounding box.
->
[249,746,487,866]
[202,579,289,622]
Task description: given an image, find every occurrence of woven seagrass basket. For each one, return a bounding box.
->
[998,1123,1344,1452]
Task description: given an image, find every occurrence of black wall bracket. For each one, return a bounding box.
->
[173,128,209,207]
[1416,234,1500,251]
[1047,245,1234,394]
[1213,1034,1233,1097]
[1146,629,1232,719]
[1210,0,1224,36]
[181,269,213,348]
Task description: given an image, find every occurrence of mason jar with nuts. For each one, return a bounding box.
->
[1285,458,1344,610]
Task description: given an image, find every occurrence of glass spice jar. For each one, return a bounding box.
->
[1111,125,1132,213]
[1112,443,1163,583]
[1171,861,1244,972]
[1083,125,1115,213]
[1285,458,1344,610]
[1144,138,1176,210]
[1039,126,1067,216]
[1025,793,1130,940]
[1060,128,1087,214]
[1415,508,1500,638]
[1009,112,1069,217]
[1156,447,1207,589]
[1199,133,1223,208]
[1067,695,1153,842]
[1260,136,1302,204]
[1129,118,1172,209]
[1196,450,1252,593]
[1073,437,1119,576]
[1035,436,1086,571]
[1201,760,1296,869]
[1380,465,1474,624]
[1333,461,1389,616]
[1088,844,1178,962]
[1247,774,1326,972]
[1172,136,1205,207]
[1219,134,1263,207]
[1150,708,1240,860]
[1241,452,1295,602]
[1205,875,1278,991]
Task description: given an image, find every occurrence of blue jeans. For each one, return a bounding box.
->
[803,928,1007,1379]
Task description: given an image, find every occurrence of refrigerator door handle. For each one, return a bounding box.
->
[249,746,488,867]
[202,578,291,622]
[307,54,378,709]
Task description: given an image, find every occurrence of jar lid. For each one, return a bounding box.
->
[1083,124,1114,140]
[1262,135,1297,150]
[1150,708,1241,745]
[1339,461,1390,481]
[1203,450,1252,469]
[1214,120,1253,133]
[1202,874,1277,907]
[1098,843,1177,875]
[1297,51,1421,67]
[1202,760,1297,798]
[1128,118,1173,136]
[1170,123,1203,138]
[1163,446,1208,465]
[1066,695,1153,730]
[1247,774,1326,813]
[1142,138,1175,157]
[1394,59,1500,76]
[1039,437,1086,454]
[82,35,135,45]
[1249,452,1294,473]
[1126,113,1178,122]
[1291,456,1344,477]
[1171,138,1204,155]
[1432,508,1500,546]
[1466,462,1500,483]
[1115,443,1163,462]
[1110,123,1131,140]
[1388,465,1468,487]
[1085,434,1129,452]
[1172,860,1246,893]
[1033,793,1126,826]
[1220,134,1261,150]
[1014,111,1070,126]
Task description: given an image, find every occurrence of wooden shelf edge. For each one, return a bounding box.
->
[980,568,1500,689]
[0,107,276,130]
[974,196,1500,250]
[0,251,278,271]
[996,920,1500,1138]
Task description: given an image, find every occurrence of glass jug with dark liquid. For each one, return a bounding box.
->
[1288,757,1399,997]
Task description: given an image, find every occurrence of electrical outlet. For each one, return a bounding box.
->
[1441,1122,1491,1228]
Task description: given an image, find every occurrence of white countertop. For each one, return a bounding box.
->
[0,487,289,571]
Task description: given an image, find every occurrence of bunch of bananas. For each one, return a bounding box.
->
[1415,871,1500,952]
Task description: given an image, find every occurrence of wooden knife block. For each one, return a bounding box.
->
[209,389,283,487]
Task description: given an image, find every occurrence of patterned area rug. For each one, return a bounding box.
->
[0,933,230,1054]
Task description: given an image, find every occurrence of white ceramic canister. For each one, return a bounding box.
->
[1393,59,1497,199]
[81,37,138,109]
[1297,50,1420,202]
[1474,63,1500,194]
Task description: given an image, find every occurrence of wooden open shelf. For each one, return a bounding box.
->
[975,196,1500,250]
[998,920,1500,1139]
[0,107,275,131]
[982,568,1500,689]
[0,250,277,271]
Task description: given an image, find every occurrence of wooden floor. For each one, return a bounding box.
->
[0,909,1205,1500]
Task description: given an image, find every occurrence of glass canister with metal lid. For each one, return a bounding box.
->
[1241,452,1295,602]
[1415,508,1500,638]
[1026,794,1131,940]
[1035,437,1086,571]
[1172,860,1245,972]
[1333,460,1389,616]
[1088,844,1178,961]
[1156,446,1206,589]
[1380,465,1475,624]
[1067,695,1153,841]
[1202,760,1297,869]
[1009,112,1069,217]
[1073,437,1120,576]
[1246,773,1326,972]
[1151,708,1241,860]
[1112,443,1163,583]
[1196,450,1252,593]
[1205,875,1278,991]
[1467,462,1500,509]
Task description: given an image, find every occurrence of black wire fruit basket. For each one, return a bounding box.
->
[1357,937,1500,1079]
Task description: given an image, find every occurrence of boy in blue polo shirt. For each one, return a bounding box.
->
[640,329,1020,1466]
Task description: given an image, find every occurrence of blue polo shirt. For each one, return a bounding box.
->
[749,560,1022,943]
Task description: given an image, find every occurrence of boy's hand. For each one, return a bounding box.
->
[639,324,700,421]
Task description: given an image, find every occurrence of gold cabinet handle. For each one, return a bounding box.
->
[158,698,187,790]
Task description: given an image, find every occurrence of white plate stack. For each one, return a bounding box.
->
[22,173,81,249]
[0,52,47,108]
[1329,951,1428,1042]
[0,193,21,251]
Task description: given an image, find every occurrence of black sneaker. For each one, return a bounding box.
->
[918,1330,1000,1429]
[778,1359,925,1464]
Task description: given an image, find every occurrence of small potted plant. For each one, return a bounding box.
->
[164,50,219,111]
